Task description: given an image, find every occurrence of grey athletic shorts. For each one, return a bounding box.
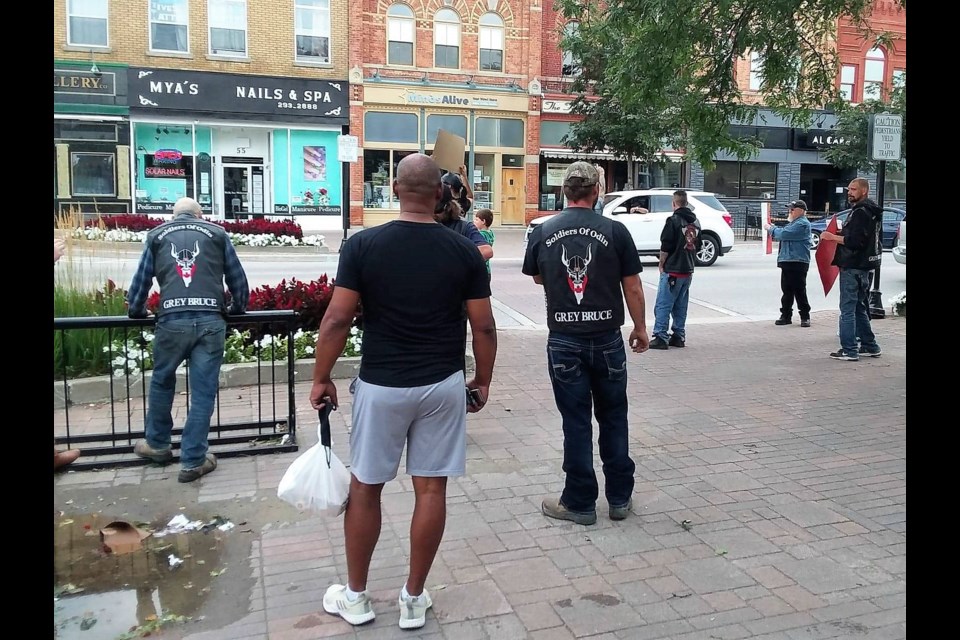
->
[349,370,467,484]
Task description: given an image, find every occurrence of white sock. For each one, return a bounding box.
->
[345,586,364,602]
[401,585,421,600]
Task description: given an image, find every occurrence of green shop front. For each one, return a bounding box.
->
[127,68,349,229]
[54,61,130,216]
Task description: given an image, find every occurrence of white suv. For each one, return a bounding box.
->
[523,189,736,266]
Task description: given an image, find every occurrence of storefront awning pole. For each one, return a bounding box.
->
[191,122,197,209]
[468,109,476,190]
[287,128,292,214]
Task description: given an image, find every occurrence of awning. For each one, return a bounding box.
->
[540,148,685,162]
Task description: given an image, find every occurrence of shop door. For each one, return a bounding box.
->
[501,168,525,225]
[222,164,265,219]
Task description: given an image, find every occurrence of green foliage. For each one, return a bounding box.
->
[556,0,905,168]
[822,77,905,172]
[53,280,130,378]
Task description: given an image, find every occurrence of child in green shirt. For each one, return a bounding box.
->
[473,208,495,280]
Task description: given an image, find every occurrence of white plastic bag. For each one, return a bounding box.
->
[277,408,350,516]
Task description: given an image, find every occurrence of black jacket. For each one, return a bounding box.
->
[832,198,882,270]
[660,207,701,275]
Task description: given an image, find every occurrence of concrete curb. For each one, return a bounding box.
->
[53,354,475,408]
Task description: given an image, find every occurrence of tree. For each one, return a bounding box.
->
[556,0,906,169]
[821,76,905,173]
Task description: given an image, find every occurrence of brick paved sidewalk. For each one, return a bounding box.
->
[54,311,906,640]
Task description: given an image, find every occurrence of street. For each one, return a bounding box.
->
[61,231,907,330]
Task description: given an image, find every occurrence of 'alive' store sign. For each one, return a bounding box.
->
[128,68,349,123]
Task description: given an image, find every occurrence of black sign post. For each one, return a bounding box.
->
[866,113,903,320]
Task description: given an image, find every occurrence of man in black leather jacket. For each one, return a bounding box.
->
[820,178,883,361]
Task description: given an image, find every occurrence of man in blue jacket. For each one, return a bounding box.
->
[766,200,812,327]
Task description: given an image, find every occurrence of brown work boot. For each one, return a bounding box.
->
[54,449,81,470]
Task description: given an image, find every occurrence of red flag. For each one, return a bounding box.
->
[816,215,840,295]
[763,203,773,254]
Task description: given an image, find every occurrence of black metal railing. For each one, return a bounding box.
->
[53,310,300,470]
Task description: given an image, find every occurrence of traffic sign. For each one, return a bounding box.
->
[869,113,902,162]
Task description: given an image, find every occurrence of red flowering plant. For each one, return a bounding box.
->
[85,214,165,232]
[319,188,328,196]
[216,218,303,239]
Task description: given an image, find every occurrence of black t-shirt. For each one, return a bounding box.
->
[335,220,491,387]
[522,207,641,335]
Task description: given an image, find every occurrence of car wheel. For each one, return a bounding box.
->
[695,233,720,267]
[811,231,821,249]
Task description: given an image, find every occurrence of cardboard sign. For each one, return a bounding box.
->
[432,129,466,172]
[816,215,841,295]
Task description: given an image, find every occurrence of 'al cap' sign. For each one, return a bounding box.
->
[869,113,902,162]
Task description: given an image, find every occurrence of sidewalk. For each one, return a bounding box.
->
[54,315,906,640]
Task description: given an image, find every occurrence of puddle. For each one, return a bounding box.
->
[54,513,226,639]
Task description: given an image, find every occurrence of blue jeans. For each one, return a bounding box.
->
[653,272,692,340]
[838,269,879,356]
[546,330,635,513]
[145,312,226,469]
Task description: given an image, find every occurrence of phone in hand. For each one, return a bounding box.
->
[466,387,483,407]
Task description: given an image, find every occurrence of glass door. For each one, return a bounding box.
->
[222,165,250,219]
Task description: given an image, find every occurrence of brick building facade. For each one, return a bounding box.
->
[54,0,351,230]
[346,0,545,227]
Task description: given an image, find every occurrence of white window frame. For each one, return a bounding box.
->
[387,4,416,67]
[295,0,331,64]
[208,0,247,57]
[561,22,580,77]
[67,0,109,48]
[840,65,856,101]
[433,9,460,70]
[479,13,504,72]
[863,47,886,101]
[71,152,116,197]
[149,0,190,54]
[749,51,763,91]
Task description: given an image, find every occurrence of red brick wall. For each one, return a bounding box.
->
[350,0,543,226]
[836,0,906,102]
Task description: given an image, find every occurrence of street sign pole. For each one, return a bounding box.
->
[337,132,360,251]
[866,113,902,320]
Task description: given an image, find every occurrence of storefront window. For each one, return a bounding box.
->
[365,112,418,143]
[705,161,777,198]
[884,168,906,201]
[426,115,467,143]
[475,117,524,148]
[133,123,211,213]
[71,153,115,196]
[539,157,568,211]
[540,121,573,147]
[363,149,415,209]
[472,153,495,210]
[272,128,342,213]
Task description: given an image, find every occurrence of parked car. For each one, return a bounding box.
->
[809,207,905,250]
[893,220,906,264]
[522,189,736,267]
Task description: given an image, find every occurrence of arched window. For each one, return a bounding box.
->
[434,9,460,69]
[863,47,886,100]
[387,4,415,66]
[561,21,579,76]
[479,13,504,72]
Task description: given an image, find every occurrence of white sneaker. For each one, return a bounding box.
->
[322,584,375,626]
[398,587,433,629]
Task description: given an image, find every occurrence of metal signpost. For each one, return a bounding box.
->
[866,113,903,319]
[337,134,360,249]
